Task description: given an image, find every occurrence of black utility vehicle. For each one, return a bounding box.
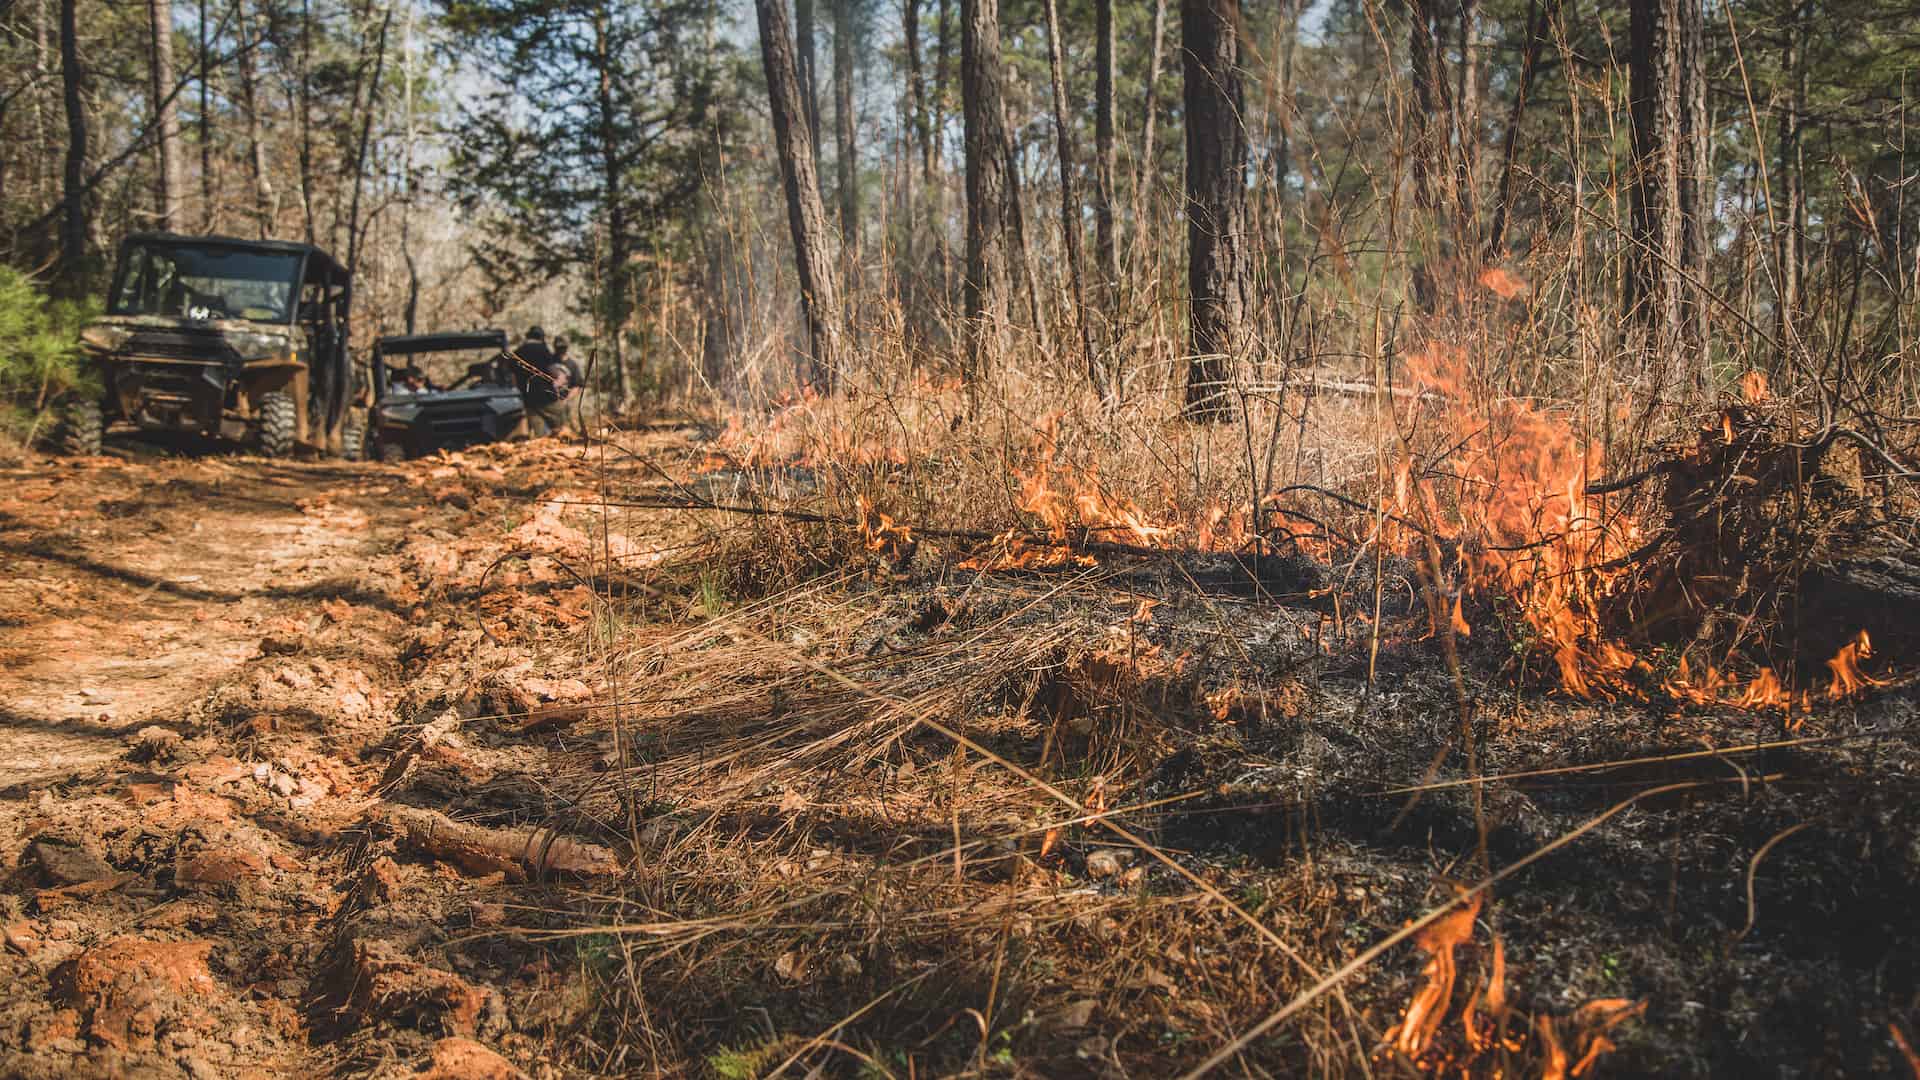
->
[365,330,525,461]
[65,233,359,457]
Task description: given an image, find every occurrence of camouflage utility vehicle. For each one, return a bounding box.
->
[64,233,359,457]
[365,330,524,461]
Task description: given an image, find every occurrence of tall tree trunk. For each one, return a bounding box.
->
[33,0,53,219]
[755,0,843,390]
[1485,0,1556,258]
[1681,0,1709,370]
[198,0,214,230]
[1003,107,1048,352]
[1182,0,1244,418]
[960,0,1010,382]
[297,0,315,242]
[1041,0,1100,399]
[1455,0,1481,230]
[1628,0,1709,390]
[400,1,419,332]
[594,3,632,407]
[904,0,931,182]
[343,5,392,281]
[1180,0,1246,420]
[1774,0,1806,349]
[933,0,951,169]
[1406,0,1451,308]
[235,0,273,237]
[797,0,822,169]
[1270,0,1299,238]
[1093,0,1118,312]
[57,0,92,295]
[832,0,858,257]
[1131,0,1167,251]
[148,0,183,229]
[1407,0,1448,213]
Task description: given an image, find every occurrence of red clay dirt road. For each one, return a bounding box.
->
[0,437,625,1078]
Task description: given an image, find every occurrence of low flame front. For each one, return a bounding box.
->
[1375,343,1887,710]
[1382,888,1645,1076]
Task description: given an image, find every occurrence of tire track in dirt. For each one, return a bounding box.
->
[0,436,647,1079]
[0,448,476,1078]
[0,457,414,790]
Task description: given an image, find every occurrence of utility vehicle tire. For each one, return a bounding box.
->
[340,410,367,462]
[377,440,407,464]
[259,391,298,457]
[60,399,104,456]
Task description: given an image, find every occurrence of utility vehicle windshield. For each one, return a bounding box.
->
[380,347,510,395]
[109,242,303,323]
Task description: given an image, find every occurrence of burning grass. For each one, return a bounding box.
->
[511,488,1920,1074]
[457,304,1920,1076]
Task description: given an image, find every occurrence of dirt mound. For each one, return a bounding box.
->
[52,938,221,1052]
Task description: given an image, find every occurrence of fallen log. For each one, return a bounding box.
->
[376,805,619,882]
[1796,546,1920,665]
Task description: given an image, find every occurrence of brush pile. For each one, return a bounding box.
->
[1598,397,1920,681]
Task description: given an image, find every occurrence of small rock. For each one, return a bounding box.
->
[1047,999,1098,1032]
[367,856,406,904]
[773,951,808,982]
[26,838,115,888]
[340,937,487,1036]
[415,1037,521,1080]
[258,635,303,657]
[5,921,42,957]
[174,846,268,896]
[129,726,184,762]
[52,937,221,1051]
[24,1008,81,1054]
[1084,849,1131,880]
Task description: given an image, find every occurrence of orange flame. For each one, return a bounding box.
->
[1890,1019,1920,1079]
[1373,343,1895,714]
[1540,999,1646,1080]
[1739,370,1770,403]
[1826,630,1887,700]
[1384,890,1640,1076]
[1386,891,1483,1060]
[1478,267,1530,300]
[967,416,1248,569]
[1390,343,1647,702]
[856,494,913,555]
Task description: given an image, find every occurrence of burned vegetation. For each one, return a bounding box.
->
[1,367,1918,1079]
[4,0,1920,1073]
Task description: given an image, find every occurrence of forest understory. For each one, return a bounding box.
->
[0,395,1915,1079]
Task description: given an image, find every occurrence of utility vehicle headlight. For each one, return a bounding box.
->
[379,404,421,424]
[228,331,292,362]
[79,325,130,352]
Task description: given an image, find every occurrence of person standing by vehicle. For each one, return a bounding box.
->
[514,326,567,437]
[547,335,584,431]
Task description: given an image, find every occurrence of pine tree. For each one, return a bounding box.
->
[441,0,741,407]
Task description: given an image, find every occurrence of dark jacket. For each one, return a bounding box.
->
[515,340,559,403]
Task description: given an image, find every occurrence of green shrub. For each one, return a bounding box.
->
[0,265,98,441]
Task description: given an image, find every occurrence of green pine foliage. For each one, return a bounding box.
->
[438,0,752,357]
[0,266,97,441]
